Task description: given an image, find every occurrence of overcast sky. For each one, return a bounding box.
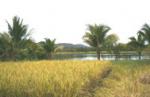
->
[0,0,150,44]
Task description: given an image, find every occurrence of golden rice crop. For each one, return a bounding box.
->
[94,61,150,97]
[0,60,111,97]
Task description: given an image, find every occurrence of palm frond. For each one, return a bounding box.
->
[83,24,110,48]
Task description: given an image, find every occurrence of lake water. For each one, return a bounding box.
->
[53,54,150,60]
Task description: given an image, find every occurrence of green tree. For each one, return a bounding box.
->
[83,24,111,60]
[104,33,119,53]
[0,32,12,60]
[6,16,31,59]
[18,39,45,60]
[140,23,150,44]
[128,32,145,60]
[41,38,56,59]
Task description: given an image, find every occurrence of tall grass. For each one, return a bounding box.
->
[0,60,110,97]
[0,60,149,97]
[94,60,150,97]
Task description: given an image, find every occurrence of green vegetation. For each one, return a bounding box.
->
[128,31,146,60]
[0,16,31,60]
[0,16,150,60]
[140,23,150,44]
[40,38,56,59]
[83,24,111,60]
[0,16,56,60]
[103,33,119,54]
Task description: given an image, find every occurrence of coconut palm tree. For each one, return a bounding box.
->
[83,24,111,60]
[140,23,150,44]
[40,38,56,59]
[6,16,31,59]
[128,32,145,60]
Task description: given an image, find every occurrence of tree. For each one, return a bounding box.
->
[83,24,111,60]
[16,39,45,60]
[140,23,150,44]
[40,38,56,59]
[104,33,119,53]
[6,16,31,59]
[0,32,12,60]
[128,32,145,60]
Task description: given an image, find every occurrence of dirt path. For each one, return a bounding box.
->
[78,67,112,97]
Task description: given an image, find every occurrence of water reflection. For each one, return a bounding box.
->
[53,54,150,60]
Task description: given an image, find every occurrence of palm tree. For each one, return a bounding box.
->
[83,24,111,60]
[6,16,31,59]
[40,38,56,59]
[128,32,145,60]
[140,23,150,44]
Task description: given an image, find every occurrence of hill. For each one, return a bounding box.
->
[56,43,89,49]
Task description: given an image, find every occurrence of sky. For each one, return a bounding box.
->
[0,0,150,44]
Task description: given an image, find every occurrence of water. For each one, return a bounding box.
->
[53,53,150,60]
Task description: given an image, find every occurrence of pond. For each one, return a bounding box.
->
[53,53,150,60]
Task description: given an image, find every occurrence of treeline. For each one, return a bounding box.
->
[0,16,56,60]
[83,24,150,60]
[0,16,150,60]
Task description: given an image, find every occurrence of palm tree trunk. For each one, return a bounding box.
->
[48,53,52,59]
[96,48,100,60]
[138,51,141,60]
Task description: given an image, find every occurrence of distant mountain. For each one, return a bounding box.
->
[56,43,89,49]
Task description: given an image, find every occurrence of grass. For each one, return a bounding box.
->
[0,60,150,97]
[0,60,111,97]
[94,60,150,97]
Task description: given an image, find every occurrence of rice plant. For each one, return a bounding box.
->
[0,60,110,97]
